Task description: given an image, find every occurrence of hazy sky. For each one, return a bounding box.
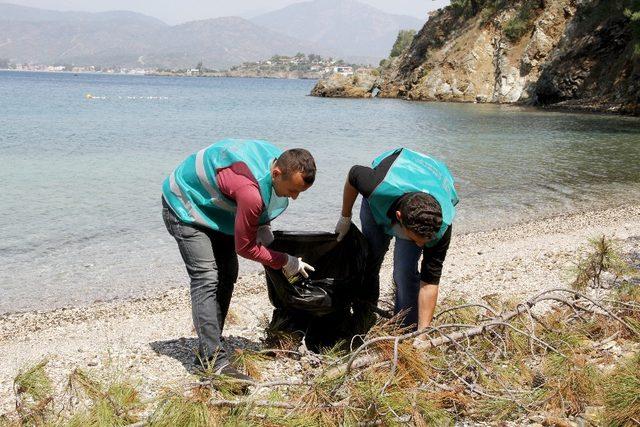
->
[7,0,451,24]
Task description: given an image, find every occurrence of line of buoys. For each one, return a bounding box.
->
[84,93,168,100]
[84,93,106,99]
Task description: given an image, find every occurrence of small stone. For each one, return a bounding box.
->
[530,414,545,423]
[583,405,603,424]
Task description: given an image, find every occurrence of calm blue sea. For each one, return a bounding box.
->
[1,71,640,313]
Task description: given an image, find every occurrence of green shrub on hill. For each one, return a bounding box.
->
[389,29,417,58]
[450,0,484,18]
[624,0,640,56]
[503,1,543,42]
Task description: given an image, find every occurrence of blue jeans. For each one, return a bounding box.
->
[360,198,422,328]
[162,198,238,366]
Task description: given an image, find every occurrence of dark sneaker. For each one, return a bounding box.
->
[215,363,253,383]
[212,363,253,395]
[193,355,253,393]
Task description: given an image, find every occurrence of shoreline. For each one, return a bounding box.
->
[312,90,640,117]
[3,70,638,117]
[0,68,321,81]
[2,203,639,325]
[2,203,639,413]
[1,200,636,319]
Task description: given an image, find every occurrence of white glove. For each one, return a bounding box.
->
[282,254,315,280]
[334,216,351,242]
[256,224,274,247]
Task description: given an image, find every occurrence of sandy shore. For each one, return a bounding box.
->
[1,204,639,414]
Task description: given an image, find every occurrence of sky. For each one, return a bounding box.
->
[6,0,451,24]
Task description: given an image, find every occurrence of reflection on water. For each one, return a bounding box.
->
[1,71,639,313]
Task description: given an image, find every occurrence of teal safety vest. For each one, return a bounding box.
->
[162,139,289,235]
[367,148,458,247]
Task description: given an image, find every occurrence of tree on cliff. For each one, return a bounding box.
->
[625,1,640,55]
[450,0,483,16]
[389,29,417,58]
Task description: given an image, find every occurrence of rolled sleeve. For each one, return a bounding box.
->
[233,185,288,269]
[348,165,377,198]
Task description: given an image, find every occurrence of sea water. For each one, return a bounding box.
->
[1,71,639,313]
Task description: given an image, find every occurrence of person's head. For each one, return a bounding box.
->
[395,192,442,247]
[272,148,316,199]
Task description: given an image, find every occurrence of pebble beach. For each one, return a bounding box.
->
[1,204,639,414]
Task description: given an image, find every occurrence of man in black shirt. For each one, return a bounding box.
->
[335,148,458,334]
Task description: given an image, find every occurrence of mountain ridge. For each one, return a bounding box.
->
[0,3,320,69]
[0,0,416,68]
[252,0,422,59]
[0,2,167,25]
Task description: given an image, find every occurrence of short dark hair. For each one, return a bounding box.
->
[398,192,442,239]
[275,148,316,185]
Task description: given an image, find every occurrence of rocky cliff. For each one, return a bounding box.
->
[311,0,640,115]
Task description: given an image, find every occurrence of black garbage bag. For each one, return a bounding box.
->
[264,223,369,350]
[265,223,368,315]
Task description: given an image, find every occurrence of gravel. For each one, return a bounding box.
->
[1,204,638,414]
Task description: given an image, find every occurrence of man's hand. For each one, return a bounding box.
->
[282,254,315,280]
[334,216,351,242]
[336,178,358,241]
[256,224,274,247]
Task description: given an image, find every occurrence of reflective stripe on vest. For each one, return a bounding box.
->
[194,147,238,212]
[162,139,289,235]
[367,148,458,247]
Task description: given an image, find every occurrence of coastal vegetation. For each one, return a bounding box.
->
[624,0,640,55]
[447,0,639,61]
[502,1,544,42]
[379,29,417,69]
[313,0,640,115]
[2,236,638,426]
[389,30,417,59]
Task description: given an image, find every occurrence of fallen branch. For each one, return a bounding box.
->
[327,288,637,380]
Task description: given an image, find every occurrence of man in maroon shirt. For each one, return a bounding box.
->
[162,140,316,382]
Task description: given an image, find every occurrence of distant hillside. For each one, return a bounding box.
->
[0,0,423,68]
[142,17,321,69]
[252,0,423,61]
[0,3,166,25]
[0,3,319,69]
[0,4,166,67]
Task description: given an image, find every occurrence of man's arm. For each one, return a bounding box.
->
[216,165,288,269]
[341,178,359,217]
[417,282,439,332]
[416,226,452,336]
[233,184,287,269]
[341,154,403,213]
[335,166,375,241]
